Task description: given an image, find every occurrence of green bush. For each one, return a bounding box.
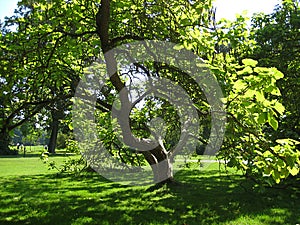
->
[56,132,68,149]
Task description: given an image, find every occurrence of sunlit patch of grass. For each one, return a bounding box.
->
[0,155,76,177]
[0,155,299,225]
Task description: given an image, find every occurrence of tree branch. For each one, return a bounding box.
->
[110,35,144,47]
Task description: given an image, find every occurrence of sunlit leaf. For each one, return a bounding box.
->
[242,59,258,67]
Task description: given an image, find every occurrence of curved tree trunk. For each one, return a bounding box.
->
[96,0,174,185]
[142,146,174,184]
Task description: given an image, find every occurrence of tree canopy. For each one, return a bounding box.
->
[0,0,299,186]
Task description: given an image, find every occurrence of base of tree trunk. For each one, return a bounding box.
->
[0,132,16,155]
[0,149,18,155]
[83,165,96,173]
[147,177,182,191]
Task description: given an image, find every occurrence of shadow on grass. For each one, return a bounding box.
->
[0,169,299,225]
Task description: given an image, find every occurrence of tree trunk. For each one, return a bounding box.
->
[151,158,174,184]
[0,129,11,155]
[142,145,174,184]
[47,102,66,154]
[96,0,174,185]
[48,119,59,154]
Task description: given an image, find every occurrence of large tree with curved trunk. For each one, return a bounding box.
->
[81,0,216,184]
[1,0,298,185]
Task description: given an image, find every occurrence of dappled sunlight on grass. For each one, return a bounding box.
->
[0,156,299,225]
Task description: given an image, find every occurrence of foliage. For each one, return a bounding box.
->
[250,0,300,141]
[1,0,299,186]
[65,139,81,154]
[0,0,98,153]
[254,139,300,185]
[56,132,68,149]
[41,139,87,174]
[180,8,300,185]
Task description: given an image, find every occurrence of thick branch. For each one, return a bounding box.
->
[96,0,125,91]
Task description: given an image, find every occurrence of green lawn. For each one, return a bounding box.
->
[0,154,299,225]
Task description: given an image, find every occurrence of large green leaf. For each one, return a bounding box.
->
[268,115,279,130]
[242,58,258,67]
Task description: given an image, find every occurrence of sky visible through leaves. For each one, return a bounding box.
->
[0,0,281,22]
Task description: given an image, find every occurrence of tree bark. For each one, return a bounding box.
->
[47,108,65,154]
[0,129,11,155]
[143,146,174,183]
[48,118,59,154]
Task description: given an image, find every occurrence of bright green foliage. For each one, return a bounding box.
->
[227,62,284,131]
[0,0,100,153]
[213,56,299,185]
[254,139,300,184]
[181,7,300,185]
[1,0,299,186]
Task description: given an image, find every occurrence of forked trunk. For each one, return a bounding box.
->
[142,145,174,184]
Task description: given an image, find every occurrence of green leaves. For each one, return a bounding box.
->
[1,0,297,187]
[251,1,299,149]
[288,166,299,176]
[257,112,268,124]
[242,58,258,67]
[213,20,294,186]
[268,113,278,130]
[273,101,285,115]
[227,60,285,132]
[232,80,247,91]
[271,68,284,79]
[253,138,300,184]
[237,66,253,75]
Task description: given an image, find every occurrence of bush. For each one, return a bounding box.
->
[56,132,68,149]
[65,139,81,153]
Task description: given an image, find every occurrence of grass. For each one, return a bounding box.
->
[0,153,299,225]
[0,146,77,177]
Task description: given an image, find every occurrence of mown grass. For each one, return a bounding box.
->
[0,154,299,225]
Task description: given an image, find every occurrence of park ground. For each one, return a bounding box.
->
[0,146,299,225]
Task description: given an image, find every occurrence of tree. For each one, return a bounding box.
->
[203,7,300,186]
[0,27,55,154]
[0,0,93,154]
[77,0,217,184]
[76,0,299,185]
[3,0,217,182]
[2,0,298,186]
[251,0,300,142]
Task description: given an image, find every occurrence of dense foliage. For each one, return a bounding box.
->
[0,0,299,186]
[251,0,300,142]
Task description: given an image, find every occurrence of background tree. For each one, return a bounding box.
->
[251,0,300,143]
[0,0,96,154]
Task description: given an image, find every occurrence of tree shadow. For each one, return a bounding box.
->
[0,170,299,225]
